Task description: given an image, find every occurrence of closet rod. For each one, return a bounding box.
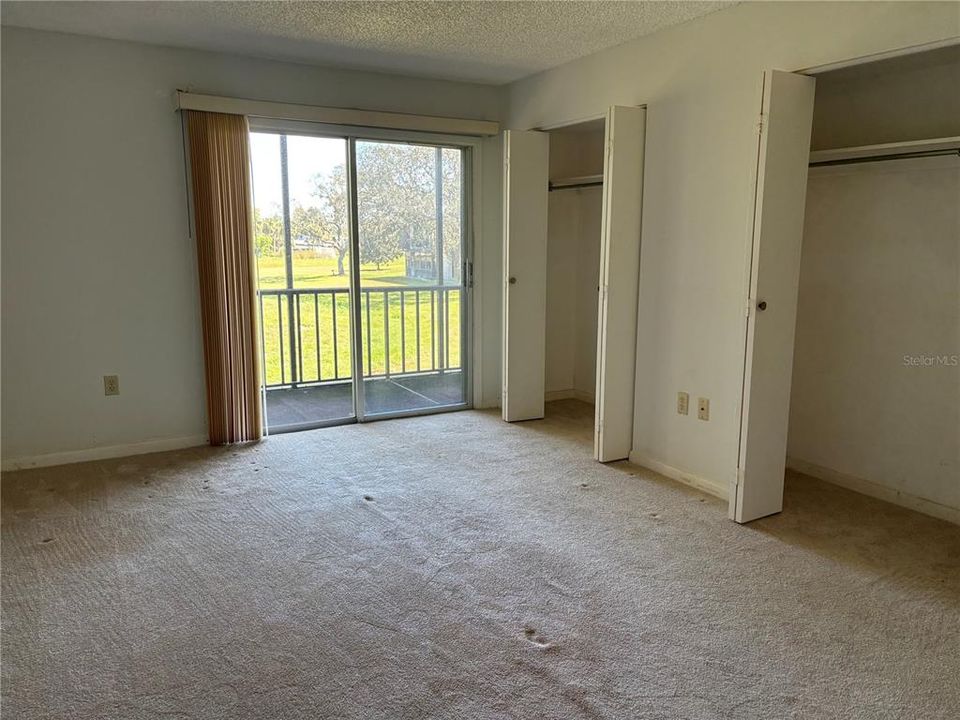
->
[809,148,960,168]
[548,180,604,192]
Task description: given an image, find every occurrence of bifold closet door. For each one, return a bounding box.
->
[734,70,815,523]
[502,130,549,421]
[594,106,647,462]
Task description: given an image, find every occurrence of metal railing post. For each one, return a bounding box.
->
[383,291,390,379]
[331,292,339,379]
[313,292,321,382]
[365,290,372,377]
[415,290,421,372]
[400,291,406,374]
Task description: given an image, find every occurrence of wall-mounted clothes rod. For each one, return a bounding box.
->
[549,180,604,191]
[548,173,604,191]
[810,148,960,168]
[808,136,960,168]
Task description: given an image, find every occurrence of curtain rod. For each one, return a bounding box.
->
[810,148,960,167]
[176,91,500,137]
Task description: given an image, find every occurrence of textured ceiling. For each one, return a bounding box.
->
[1,1,734,84]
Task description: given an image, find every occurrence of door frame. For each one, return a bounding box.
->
[248,118,484,429]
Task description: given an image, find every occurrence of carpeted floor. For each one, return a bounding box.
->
[3,400,958,719]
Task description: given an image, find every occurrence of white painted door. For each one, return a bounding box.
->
[595,106,647,462]
[502,130,549,421]
[734,70,816,522]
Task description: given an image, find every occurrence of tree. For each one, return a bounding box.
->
[440,149,462,283]
[253,207,284,256]
[294,165,351,275]
[355,142,464,277]
[355,142,433,270]
[290,145,464,277]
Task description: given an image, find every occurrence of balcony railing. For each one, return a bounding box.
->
[258,286,462,389]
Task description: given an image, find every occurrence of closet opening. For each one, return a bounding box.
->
[543,118,606,436]
[734,44,959,523]
[786,45,960,524]
[503,106,646,460]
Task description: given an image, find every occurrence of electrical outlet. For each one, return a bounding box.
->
[677,391,689,415]
[697,397,710,421]
[104,375,120,396]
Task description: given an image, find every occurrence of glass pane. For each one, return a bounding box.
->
[250,131,355,430]
[355,141,467,415]
[441,148,462,286]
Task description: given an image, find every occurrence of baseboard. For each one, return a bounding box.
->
[545,388,595,404]
[2,434,209,472]
[628,451,728,501]
[786,456,959,526]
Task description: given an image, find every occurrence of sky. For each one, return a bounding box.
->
[249,132,346,215]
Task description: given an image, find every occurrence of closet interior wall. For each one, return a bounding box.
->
[544,124,605,403]
[787,46,960,520]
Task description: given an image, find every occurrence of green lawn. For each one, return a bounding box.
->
[256,253,461,386]
[255,253,434,290]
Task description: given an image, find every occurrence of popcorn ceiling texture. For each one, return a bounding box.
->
[0,1,735,83]
[2,401,959,718]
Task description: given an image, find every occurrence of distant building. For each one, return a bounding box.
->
[405,251,458,283]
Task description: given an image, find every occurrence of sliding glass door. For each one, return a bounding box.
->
[249,132,356,431]
[354,140,467,416]
[249,127,470,432]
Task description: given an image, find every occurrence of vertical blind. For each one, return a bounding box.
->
[185,110,262,444]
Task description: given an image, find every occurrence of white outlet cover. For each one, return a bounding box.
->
[697,397,709,421]
[104,375,120,396]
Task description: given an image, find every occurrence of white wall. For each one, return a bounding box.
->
[1,27,505,465]
[573,187,602,399]
[544,128,603,401]
[811,44,960,150]
[788,157,960,518]
[544,187,603,400]
[545,193,579,394]
[507,1,960,495]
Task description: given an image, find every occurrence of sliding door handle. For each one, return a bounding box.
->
[508,277,517,285]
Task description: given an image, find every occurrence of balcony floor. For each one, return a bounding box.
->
[265,371,465,431]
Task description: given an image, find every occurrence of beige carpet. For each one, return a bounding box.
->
[3,400,959,719]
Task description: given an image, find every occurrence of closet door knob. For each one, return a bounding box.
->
[509,276,517,285]
[757,300,767,311]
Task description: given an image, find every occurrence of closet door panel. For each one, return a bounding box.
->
[502,130,549,421]
[595,106,647,461]
[734,70,816,523]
